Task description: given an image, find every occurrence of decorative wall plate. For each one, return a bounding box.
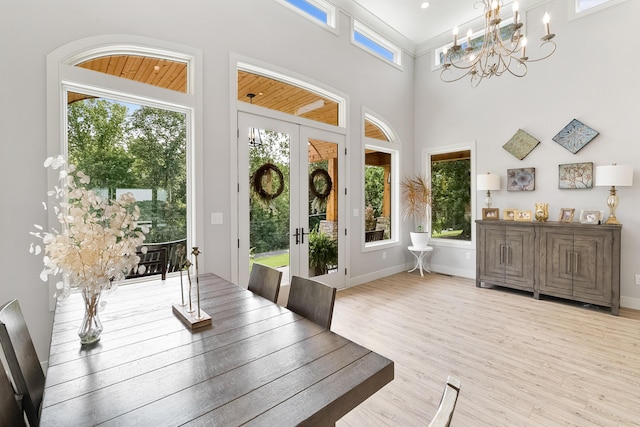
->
[552,119,599,154]
[502,129,540,160]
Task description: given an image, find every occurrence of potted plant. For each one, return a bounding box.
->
[308,227,338,276]
[400,174,431,247]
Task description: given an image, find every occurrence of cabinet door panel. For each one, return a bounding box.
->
[573,232,611,300]
[539,229,573,296]
[479,226,506,280]
[505,228,535,287]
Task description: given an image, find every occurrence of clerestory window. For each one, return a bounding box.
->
[352,21,402,67]
[275,0,337,30]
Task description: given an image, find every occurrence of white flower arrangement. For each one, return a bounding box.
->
[30,155,148,297]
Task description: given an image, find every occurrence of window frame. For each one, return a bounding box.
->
[352,20,403,68]
[274,0,338,33]
[362,111,400,251]
[569,0,630,20]
[46,36,203,308]
[424,142,476,250]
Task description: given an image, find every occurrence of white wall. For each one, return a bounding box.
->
[0,0,415,362]
[415,0,640,308]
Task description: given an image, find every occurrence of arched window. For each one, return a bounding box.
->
[363,111,399,247]
[47,37,203,279]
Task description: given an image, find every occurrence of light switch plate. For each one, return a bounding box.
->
[211,213,223,225]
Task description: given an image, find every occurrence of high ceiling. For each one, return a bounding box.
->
[352,0,487,46]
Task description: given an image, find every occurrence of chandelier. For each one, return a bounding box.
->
[440,1,556,87]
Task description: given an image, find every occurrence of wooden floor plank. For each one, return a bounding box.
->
[333,272,640,426]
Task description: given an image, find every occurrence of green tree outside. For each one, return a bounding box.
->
[67,96,187,244]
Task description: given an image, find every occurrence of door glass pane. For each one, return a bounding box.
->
[67,92,187,247]
[308,138,338,278]
[249,128,291,286]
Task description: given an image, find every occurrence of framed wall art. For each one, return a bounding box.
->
[558,162,593,189]
[559,208,575,222]
[507,167,535,191]
[552,119,599,154]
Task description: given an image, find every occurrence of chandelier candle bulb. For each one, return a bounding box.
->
[467,29,472,48]
[513,1,519,25]
[521,37,528,59]
[543,13,550,36]
[453,26,458,46]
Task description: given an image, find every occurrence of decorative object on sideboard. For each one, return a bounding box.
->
[507,167,535,191]
[579,209,601,224]
[595,164,634,225]
[553,119,599,154]
[503,208,517,221]
[558,162,593,189]
[559,208,575,223]
[503,129,540,160]
[515,210,532,221]
[482,207,500,220]
[477,172,500,208]
[534,203,549,222]
[440,1,557,87]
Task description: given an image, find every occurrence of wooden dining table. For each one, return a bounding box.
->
[41,273,394,426]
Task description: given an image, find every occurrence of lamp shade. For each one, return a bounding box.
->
[595,165,634,187]
[477,173,501,191]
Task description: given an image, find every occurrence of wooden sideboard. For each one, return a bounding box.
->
[476,220,621,315]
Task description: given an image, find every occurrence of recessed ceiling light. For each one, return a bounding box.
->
[421,2,429,9]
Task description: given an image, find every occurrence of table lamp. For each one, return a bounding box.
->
[595,164,633,225]
[477,172,500,208]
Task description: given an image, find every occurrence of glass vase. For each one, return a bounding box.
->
[78,288,103,345]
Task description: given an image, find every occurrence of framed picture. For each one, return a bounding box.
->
[503,208,517,221]
[515,210,532,221]
[558,162,593,189]
[507,167,535,191]
[482,208,499,220]
[580,209,600,224]
[559,208,575,222]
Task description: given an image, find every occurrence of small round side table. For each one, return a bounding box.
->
[408,245,433,277]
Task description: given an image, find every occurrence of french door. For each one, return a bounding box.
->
[238,112,345,291]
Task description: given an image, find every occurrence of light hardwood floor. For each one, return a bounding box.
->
[333,272,640,426]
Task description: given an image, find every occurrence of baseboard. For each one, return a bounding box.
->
[621,295,640,310]
[346,264,408,288]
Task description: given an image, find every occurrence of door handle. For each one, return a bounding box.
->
[292,228,300,245]
[574,252,579,274]
[300,227,310,244]
[566,251,572,274]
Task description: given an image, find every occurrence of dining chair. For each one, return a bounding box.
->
[0,358,25,427]
[248,263,283,303]
[286,276,336,330]
[428,376,461,427]
[0,300,45,427]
